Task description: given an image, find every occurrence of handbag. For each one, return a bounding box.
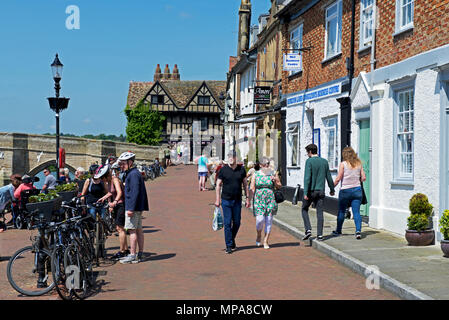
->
[361,181,368,205]
[274,189,285,203]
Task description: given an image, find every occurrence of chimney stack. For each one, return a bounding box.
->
[172,64,180,80]
[237,0,251,56]
[154,64,162,81]
[163,64,171,80]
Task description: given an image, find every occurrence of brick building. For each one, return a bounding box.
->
[276,0,449,240]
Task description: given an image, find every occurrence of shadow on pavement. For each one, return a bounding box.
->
[236,242,300,251]
[141,253,176,262]
[143,229,161,234]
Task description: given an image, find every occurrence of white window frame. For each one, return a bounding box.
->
[324,0,343,60]
[393,87,415,181]
[289,23,303,76]
[395,0,414,33]
[323,117,339,170]
[287,122,300,167]
[359,0,374,49]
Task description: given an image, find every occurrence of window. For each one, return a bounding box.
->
[289,24,303,74]
[325,0,343,59]
[287,122,300,167]
[198,96,210,106]
[396,0,414,32]
[360,0,374,48]
[395,88,414,179]
[323,117,338,170]
[151,95,164,105]
[201,118,208,131]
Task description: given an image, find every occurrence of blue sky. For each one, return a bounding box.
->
[0,0,269,136]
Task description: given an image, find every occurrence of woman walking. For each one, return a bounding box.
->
[332,147,366,240]
[98,165,129,260]
[250,157,281,249]
[196,153,209,191]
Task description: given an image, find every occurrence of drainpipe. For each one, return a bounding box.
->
[370,0,377,89]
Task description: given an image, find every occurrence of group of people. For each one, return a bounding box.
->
[79,152,149,264]
[0,151,150,265]
[206,143,366,254]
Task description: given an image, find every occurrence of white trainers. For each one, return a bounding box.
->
[120,254,139,264]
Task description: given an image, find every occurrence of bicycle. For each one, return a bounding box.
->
[6,211,57,296]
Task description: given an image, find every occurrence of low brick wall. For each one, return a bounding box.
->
[0,132,166,186]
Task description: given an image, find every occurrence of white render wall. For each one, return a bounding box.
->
[368,69,441,236]
[284,89,348,198]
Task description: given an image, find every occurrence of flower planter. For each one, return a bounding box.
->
[57,191,77,203]
[441,240,449,257]
[26,196,63,222]
[405,229,435,246]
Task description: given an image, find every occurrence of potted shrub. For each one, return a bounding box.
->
[55,182,78,202]
[405,193,435,246]
[439,210,449,257]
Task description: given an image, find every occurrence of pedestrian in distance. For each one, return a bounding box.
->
[250,157,281,249]
[118,152,149,264]
[41,168,58,192]
[332,147,366,240]
[195,152,209,192]
[215,151,250,254]
[301,144,335,241]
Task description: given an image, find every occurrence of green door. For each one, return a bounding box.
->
[359,120,370,216]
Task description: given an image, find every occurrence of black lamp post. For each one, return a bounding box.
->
[47,53,70,174]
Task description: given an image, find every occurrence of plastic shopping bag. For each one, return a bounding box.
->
[212,206,223,231]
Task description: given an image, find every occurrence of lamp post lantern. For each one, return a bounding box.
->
[47,53,70,174]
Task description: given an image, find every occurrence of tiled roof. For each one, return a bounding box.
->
[127,80,227,109]
[127,81,153,108]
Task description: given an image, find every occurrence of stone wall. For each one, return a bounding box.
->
[0,132,166,186]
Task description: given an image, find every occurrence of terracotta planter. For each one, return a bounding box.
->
[405,229,435,246]
[441,240,449,257]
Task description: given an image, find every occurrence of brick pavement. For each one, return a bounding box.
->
[0,165,398,300]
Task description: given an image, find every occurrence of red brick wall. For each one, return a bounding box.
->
[282,0,449,96]
[374,0,449,69]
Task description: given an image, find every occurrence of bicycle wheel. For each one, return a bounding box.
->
[7,246,55,296]
[64,243,92,300]
[51,246,73,300]
[95,221,103,265]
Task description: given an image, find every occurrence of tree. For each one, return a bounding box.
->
[124,100,165,146]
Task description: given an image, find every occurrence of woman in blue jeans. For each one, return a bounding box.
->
[332,147,366,239]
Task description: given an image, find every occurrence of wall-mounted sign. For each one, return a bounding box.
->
[254,86,271,105]
[283,53,301,72]
[287,82,342,106]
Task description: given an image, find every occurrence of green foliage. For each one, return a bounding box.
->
[55,182,77,192]
[29,190,59,203]
[407,214,430,232]
[409,193,433,217]
[407,193,433,231]
[124,100,165,146]
[440,210,449,240]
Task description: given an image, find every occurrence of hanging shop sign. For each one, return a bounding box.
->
[254,86,271,105]
[283,53,301,72]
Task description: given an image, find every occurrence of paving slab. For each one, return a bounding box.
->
[273,200,449,300]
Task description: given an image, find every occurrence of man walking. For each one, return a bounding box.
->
[118,151,149,264]
[215,151,250,254]
[301,144,335,241]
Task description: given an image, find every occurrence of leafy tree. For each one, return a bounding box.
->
[124,100,165,146]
